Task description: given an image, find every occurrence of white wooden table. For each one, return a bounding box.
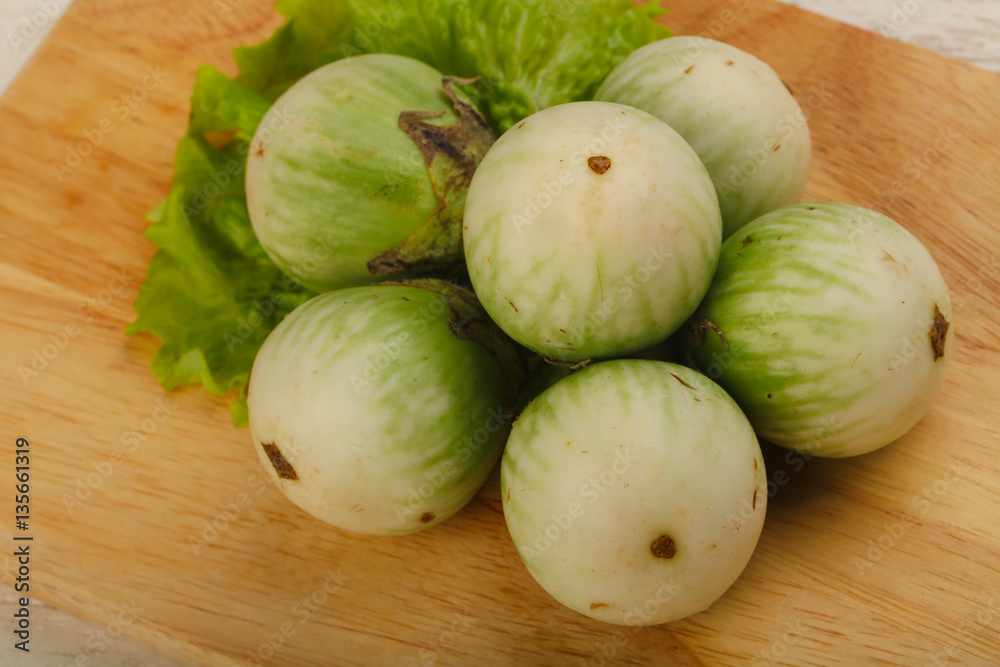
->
[2,0,998,665]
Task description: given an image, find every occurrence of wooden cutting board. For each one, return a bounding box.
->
[1,1,998,665]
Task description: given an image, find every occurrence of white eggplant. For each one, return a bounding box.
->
[501,360,766,625]
[596,36,811,238]
[247,280,520,534]
[463,101,722,363]
[674,202,953,457]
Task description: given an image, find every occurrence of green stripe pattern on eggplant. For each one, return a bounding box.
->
[596,36,812,239]
[462,101,722,363]
[673,202,953,457]
[247,280,512,534]
[246,54,474,292]
[501,359,766,625]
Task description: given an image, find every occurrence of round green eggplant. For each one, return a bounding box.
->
[462,101,722,363]
[674,202,953,457]
[501,360,766,625]
[246,54,484,292]
[596,36,812,238]
[247,280,514,534]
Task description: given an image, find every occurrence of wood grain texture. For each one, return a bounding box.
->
[780,0,1000,74]
[1,1,999,665]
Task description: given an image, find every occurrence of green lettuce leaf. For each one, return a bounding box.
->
[348,0,671,132]
[125,67,315,425]
[127,0,670,425]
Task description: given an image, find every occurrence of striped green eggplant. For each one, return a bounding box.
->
[596,36,812,239]
[674,202,953,457]
[501,359,766,625]
[462,101,722,363]
[247,279,520,534]
[245,54,493,292]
